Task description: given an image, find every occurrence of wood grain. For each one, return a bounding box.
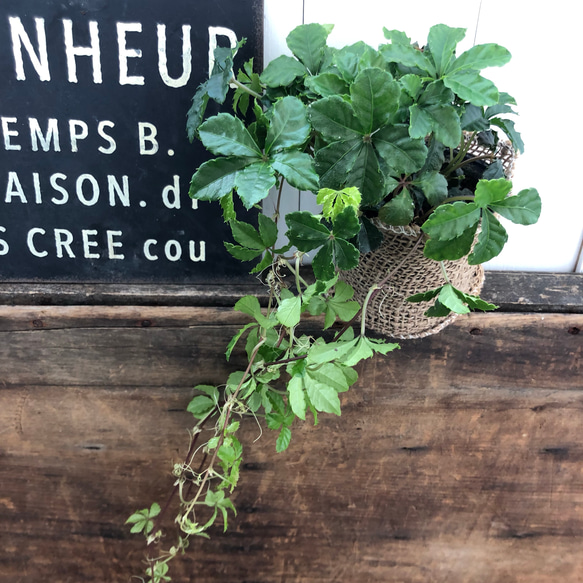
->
[1,307,582,582]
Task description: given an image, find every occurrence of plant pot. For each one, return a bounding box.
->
[341,222,485,339]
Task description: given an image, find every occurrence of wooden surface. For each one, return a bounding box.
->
[1,277,583,582]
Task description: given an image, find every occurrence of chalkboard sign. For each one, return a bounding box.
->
[0,0,262,284]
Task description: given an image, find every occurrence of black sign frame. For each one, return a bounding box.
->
[0,0,263,292]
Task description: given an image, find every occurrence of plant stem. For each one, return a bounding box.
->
[439,261,451,284]
[230,76,263,100]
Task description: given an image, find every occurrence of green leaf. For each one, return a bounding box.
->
[422,201,481,240]
[199,113,261,157]
[271,151,320,192]
[423,223,477,260]
[350,68,400,132]
[416,171,448,206]
[276,426,292,452]
[187,395,216,419]
[314,139,362,190]
[260,54,306,87]
[305,380,341,416]
[286,22,332,74]
[332,206,361,240]
[186,82,210,141]
[448,43,511,74]
[427,24,466,77]
[374,125,428,175]
[307,337,359,364]
[258,214,278,247]
[438,284,470,314]
[265,96,311,154]
[489,188,541,225]
[306,73,349,97]
[189,157,252,202]
[235,162,277,209]
[312,242,336,281]
[334,41,371,82]
[409,103,462,148]
[406,286,443,304]
[347,142,386,207]
[452,288,497,312]
[443,71,499,106]
[317,187,362,221]
[307,362,350,394]
[226,322,256,361]
[309,96,364,141]
[230,219,264,250]
[285,211,330,251]
[332,238,360,271]
[474,178,512,207]
[343,336,399,367]
[220,192,237,222]
[379,188,414,226]
[288,375,306,420]
[276,296,302,327]
[380,34,435,76]
[468,210,508,264]
[491,117,524,154]
[224,242,262,261]
[234,295,275,329]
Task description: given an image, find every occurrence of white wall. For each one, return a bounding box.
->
[263,0,583,273]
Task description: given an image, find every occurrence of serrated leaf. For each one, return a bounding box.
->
[317,187,362,221]
[230,219,264,250]
[423,223,477,261]
[489,188,541,225]
[285,211,330,251]
[265,96,311,154]
[416,171,448,206]
[235,162,277,209]
[347,142,386,207]
[276,296,302,328]
[187,395,216,419]
[307,337,359,364]
[422,201,481,241]
[334,41,370,82]
[448,43,511,74]
[276,426,292,452]
[305,381,341,416]
[258,214,278,247]
[186,82,210,141]
[260,54,306,87]
[468,210,508,264]
[224,242,262,261]
[425,298,453,317]
[307,362,350,393]
[378,189,414,226]
[286,23,332,74]
[312,242,336,281]
[443,70,499,106]
[409,103,461,148]
[288,375,307,420]
[332,238,360,271]
[474,178,513,207]
[379,40,435,76]
[350,67,400,132]
[234,295,275,329]
[189,157,252,202]
[406,286,443,304]
[309,96,364,141]
[226,322,256,361]
[314,139,362,190]
[271,151,320,192]
[427,24,466,77]
[438,284,470,314]
[374,125,428,175]
[452,288,498,311]
[199,113,261,157]
[306,73,349,97]
[332,206,361,240]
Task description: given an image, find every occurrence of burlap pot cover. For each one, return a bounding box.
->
[341,222,485,339]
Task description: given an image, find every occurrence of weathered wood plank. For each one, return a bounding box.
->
[0,308,582,581]
[1,272,582,312]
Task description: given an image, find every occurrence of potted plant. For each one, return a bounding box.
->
[127,22,540,582]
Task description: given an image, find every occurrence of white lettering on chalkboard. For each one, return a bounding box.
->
[29,118,60,152]
[157,24,192,88]
[9,17,51,81]
[162,175,180,209]
[138,122,159,155]
[2,117,20,150]
[117,22,144,86]
[143,239,206,262]
[63,19,102,84]
[9,17,238,88]
[27,228,47,257]
[97,121,117,154]
[82,229,100,259]
[55,228,75,258]
[69,120,89,152]
[106,230,124,259]
[0,226,9,255]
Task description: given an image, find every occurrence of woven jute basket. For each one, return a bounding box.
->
[341,222,484,339]
[341,135,516,340]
